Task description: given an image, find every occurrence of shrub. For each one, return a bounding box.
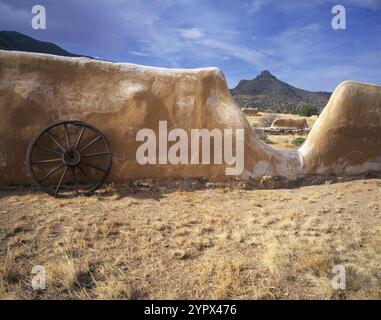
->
[291,137,306,146]
[298,104,320,117]
[261,135,273,144]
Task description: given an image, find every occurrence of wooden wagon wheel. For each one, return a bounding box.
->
[26,120,112,197]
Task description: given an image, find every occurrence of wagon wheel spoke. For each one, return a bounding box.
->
[47,131,66,152]
[64,124,71,148]
[32,158,62,165]
[74,127,86,150]
[81,160,107,173]
[77,165,94,184]
[71,167,79,195]
[79,135,102,153]
[82,151,110,158]
[35,145,62,156]
[55,166,68,195]
[39,164,64,183]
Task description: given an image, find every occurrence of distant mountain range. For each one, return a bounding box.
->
[230,70,331,114]
[0,31,83,57]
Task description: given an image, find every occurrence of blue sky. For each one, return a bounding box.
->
[0,0,380,91]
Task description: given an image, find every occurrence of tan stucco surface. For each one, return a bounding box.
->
[271,118,308,129]
[299,81,381,175]
[0,50,380,185]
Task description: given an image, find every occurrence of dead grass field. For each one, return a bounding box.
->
[1,178,381,300]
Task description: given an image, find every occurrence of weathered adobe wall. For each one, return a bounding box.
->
[300,81,381,175]
[242,108,258,116]
[0,50,299,185]
[271,118,308,129]
[0,50,380,186]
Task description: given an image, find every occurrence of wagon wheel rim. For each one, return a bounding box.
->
[26,120,112,197]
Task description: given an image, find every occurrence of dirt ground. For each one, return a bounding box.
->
[1,178,380,300]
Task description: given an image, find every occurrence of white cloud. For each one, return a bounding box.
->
[264,23,324,67]
[178,28,205,40]
[200,38,265,65]
[261,21,381,91]
[111,2,266,67]
[342,0,381,10]
[0,2,30,29]
[130,51,150,57]
[244,0,381,13]
[244,0,268,13]
[2,0,379,91]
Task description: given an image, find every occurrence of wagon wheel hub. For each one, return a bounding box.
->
[62,149,81,166]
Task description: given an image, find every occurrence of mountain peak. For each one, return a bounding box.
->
[260,70,273,77]
[230,70,332,114]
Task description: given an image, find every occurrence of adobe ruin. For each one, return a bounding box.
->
[0,50,380,186]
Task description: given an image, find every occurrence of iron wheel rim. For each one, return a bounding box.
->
[26,120,112,198]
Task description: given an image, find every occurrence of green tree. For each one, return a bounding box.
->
[298,104,320,117]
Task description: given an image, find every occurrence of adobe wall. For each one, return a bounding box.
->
[0,50,380,186]
[0,50,299,185]
[300,81,381,175]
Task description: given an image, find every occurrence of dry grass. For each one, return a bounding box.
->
[248,112,318,128]
[255,113,279,128]
[248,113,318,150]
[1,178,381,299]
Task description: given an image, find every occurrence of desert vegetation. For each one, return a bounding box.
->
[297,104,320,117]
[248,112,316,150]
[0,178,380,299]
[291,137,306,146]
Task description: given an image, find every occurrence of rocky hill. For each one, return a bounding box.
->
[230,70,331,114]
[0,31,82,57]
